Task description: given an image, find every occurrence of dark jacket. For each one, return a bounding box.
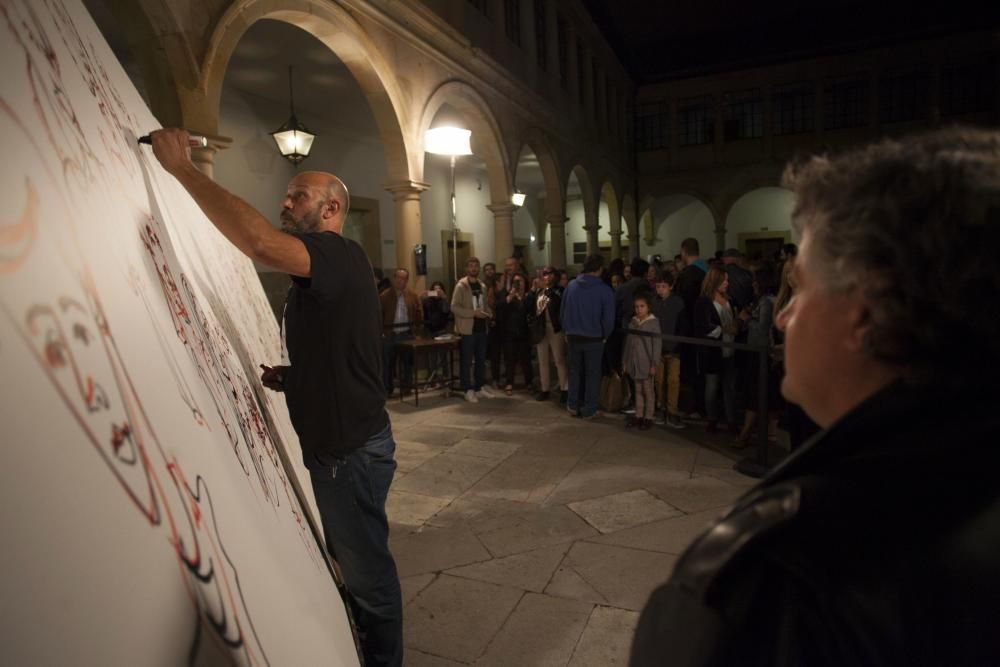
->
[497,290,531,338]
[422,294,450,334]
[723,263,754,312]
[615,277,652,329]
[675,263,707,316]
[561,274,615,339]
[693,295,725,374]
[651,294,686,353]
[378,288,423,334]
[630,381,1000,667]
[527,286,563,342]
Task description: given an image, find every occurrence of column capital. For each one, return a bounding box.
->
[608,230,623,238]
[384,180,430,201]
[487,202,518,217]
[582,224,601,233]
[545,214,569,227]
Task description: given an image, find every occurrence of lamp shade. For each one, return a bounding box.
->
[424,126,473,156]
[271,114,316,165]
[511,191,526,207]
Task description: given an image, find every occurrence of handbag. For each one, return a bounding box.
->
[599,371,630,413]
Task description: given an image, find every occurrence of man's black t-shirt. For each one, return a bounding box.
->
[470,281,487,334]
[283,231,388,467]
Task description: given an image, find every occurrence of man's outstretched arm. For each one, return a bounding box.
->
[149,128,310,277]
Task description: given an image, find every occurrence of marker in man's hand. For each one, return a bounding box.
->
[138,133,208,148]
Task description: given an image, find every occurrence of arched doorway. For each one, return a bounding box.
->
[564,165,596,270]
[512,138,562,272]
[725,187,797,261]
[648,194,717,262]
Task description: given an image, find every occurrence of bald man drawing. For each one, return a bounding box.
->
[150,129,402,667]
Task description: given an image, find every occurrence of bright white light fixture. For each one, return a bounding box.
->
[511,190,526,207]
[424,127,472,156]
[530,233,536,242]
[271,66,316,165]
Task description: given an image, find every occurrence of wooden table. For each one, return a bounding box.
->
[393,336,459,406]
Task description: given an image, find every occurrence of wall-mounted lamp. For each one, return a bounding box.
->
[511,190,526,207]
[271,66,316,165]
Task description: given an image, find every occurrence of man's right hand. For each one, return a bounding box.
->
[149,128,197,177]
[474,309,489,319]
[260,364,289,392]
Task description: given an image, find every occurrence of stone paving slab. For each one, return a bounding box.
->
[568,606,641,667]
[475,505,600,558]
[465,452,582,504]
[584,508,723,555]
[386,490,452,528]
[444,543,569,593]
[396,424,473,447]
[404,648,466,666]
[543,461,691,506]
[545,541,677,611]
[404,574,524,663]
[474,593,594,667]
[391,526,492,577]
[584,436,700,472]
[393,452,502,500]
[645,474,744,514]
[395,439,449,473]
[401,573,437,606]
[447,438,523,461]
[567,489,684,534]
[426,495,541,531]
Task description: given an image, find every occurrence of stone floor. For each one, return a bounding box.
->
[383,390,760,666]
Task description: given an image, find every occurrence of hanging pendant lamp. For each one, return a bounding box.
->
[271,66,316,165]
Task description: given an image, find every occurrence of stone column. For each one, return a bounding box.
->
[609,229,623,260]
[583,204,600,255]
[385,180,429,292]
[189,133,232,179]
[488,202,517,263]
[546,214,568,269]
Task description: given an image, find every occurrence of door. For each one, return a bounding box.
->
[445,239,472,290]
[744,236,786,263]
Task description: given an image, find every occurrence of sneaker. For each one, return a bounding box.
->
[622,407,637,415]
[478,385,496,399]
[465,389,479,403]
[536,391,551,401]
[654,412,666,426]
[559,390,568,404]
[666,414,687,430]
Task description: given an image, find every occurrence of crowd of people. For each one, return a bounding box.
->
[376,237,816,448]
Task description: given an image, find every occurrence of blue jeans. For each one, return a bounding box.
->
[459,331,488,391]
[309,422,402,667]
[567,339,604,417]
[382,331,413,394]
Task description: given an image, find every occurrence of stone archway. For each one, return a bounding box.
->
[620,193,637,260]
[566,164,597,263]
[418,80,514,261]
[648,193,719,260]
[198,0,412,184]
[724,186,796,256]
[512,129,564,266]
[599,180,622,259]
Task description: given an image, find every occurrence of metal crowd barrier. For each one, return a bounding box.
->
[623,328,774,478]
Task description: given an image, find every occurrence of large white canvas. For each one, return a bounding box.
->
[0,0,358,664]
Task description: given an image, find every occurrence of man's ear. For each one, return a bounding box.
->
[325,199,340,219]
[843,290,874,354]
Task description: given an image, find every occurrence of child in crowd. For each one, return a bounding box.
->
[622,294,661,430]
[651,271,687,429]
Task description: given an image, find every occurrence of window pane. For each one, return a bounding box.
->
[678,95,714,146]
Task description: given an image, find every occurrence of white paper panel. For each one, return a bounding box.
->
[0,0,357,664]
